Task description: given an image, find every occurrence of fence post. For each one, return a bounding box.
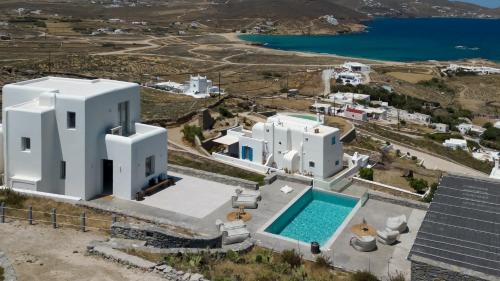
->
[28,206,33,225]
[51,208,57,229]
[0,202,4,223]
[80,212,86,232]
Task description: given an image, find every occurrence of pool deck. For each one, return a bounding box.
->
[90,171,425,280]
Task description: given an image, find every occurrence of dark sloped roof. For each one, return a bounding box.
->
[409,174,500,277]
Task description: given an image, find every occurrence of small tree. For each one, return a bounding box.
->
[407,178,428,194]
[181,124,204,144]
[351,271,380,281]
[359,168,374,181]
[218,106,234,118]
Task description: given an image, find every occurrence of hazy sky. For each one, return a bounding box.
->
[453,0,500,8]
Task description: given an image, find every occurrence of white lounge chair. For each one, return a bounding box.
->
[280,185,294,194]
[376,229,399,245]
[232,195,258,209]
[215,219,246,232]
[350,236,377,252]
[235,188,261,201]
[222,227,250,245]
[386,215,408,233]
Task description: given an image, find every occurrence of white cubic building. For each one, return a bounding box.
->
[0,77,168,200]
[335,72,365,86]
[328,92,371,105]
[155,75,222,99]
[443,138,468,150]
[343,62,371,73]
[214,114,343,179]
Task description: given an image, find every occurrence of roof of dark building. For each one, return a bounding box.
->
[409,174,500,277]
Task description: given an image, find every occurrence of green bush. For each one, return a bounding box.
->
[0,189,27,208]
[389,271,406,281]
[351,270,380,281]
[218,107,234,118]
[280,249,302,268]
[423,182,438,203]
[359,168,374,181]
[181,124,204,144]
[315,255,332,269]
[407,178,429,194]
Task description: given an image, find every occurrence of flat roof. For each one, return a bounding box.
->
[9,76,137,98]
[268,114,339,136]
[409,174,500,278]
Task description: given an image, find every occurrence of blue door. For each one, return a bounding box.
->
[248,147,253,161]
[241,146,246,159]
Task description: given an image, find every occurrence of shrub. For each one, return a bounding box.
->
[423,182,438,203]
[407,178,428,194]
[315,255,332,269]
[389,272,406,281]
[280,249,302,268]
[0,188,27,208]
[359,168,374,181]
[218,106,234,118]
[181,124,204,144]
[351,270,380,281]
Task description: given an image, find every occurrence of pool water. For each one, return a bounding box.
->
[287,114,317,121]
[265,189,358,246]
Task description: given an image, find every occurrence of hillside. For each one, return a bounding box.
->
[332,0,500,18]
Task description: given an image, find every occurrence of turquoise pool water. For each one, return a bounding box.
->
[265,189,358,246]
[287,113,317,121]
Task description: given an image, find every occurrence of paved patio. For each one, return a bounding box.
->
[138,172,237,219]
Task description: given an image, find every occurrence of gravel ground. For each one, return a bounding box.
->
[0,221,167,281]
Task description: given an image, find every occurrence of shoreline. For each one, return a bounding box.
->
[219,32,401,66]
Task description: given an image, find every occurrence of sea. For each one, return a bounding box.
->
[239,18,500,62]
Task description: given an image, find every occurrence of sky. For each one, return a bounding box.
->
[453,0,500,8]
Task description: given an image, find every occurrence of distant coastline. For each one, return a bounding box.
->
[238,18,500,62]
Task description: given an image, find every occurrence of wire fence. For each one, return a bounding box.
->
[0,202,116,233]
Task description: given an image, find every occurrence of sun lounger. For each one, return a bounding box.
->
[222,227,250,245]
[376,229,399,245]
[350,236,377,252]
[215,219,246,232]
[231,195,258,209]
[386,215,407,233]
[235,188,261,201]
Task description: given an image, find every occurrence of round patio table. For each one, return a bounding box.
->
[351,223,376,237]
[227,205,252,222]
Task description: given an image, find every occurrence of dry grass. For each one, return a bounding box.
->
[386,72,434,83]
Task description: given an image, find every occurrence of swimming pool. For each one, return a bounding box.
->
[264,189,359,247]
[287,113,317,121]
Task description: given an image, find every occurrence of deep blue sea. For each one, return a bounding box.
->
[239,18,500,62]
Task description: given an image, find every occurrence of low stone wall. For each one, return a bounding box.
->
[411,256,494,281]
[276,173,313,186]
[368,190,429,211]
[353,177,424,202]
[168,164,259,190]
[111,222,222,249]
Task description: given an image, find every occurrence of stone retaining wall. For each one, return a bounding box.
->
[168,164,259,190]
[353,177,424,201]
[368,191,429,211]
[111,222,222,249]
[276,173,313,185]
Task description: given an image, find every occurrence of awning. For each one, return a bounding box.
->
[213,135,239,146]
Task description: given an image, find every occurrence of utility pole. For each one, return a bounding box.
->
[397,108,400,131]
[48,51,52,73]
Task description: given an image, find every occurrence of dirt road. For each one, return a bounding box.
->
[0,221,167,281]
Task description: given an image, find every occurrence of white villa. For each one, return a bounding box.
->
[156,75,222,98]
[443,138,468,150]
[213,114,343,179]
[0,77,168,200]
[335,72,365,86]
[343,62,371,73]
[387,107,431,125]
[328,92,371,105]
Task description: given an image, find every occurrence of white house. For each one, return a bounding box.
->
[494,121,500,129]
[343,107,368,122]
[335,72,365,86]
[328,92,370,105]
[0,77,168,200]
[343,62,371,73]
[213,114,343,179]
[443,138,468,150]
[155,75,222,98]
[434,123,450,133]
[457,123,486,136]
[387,107,431,125]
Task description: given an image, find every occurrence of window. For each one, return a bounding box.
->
[60,161,66,179]
[21,137,31,151]
[145,156,155,177]
[332,136,336,145]
[67,112,76,129]
[309,161,315,168]
[335,160,340,166]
